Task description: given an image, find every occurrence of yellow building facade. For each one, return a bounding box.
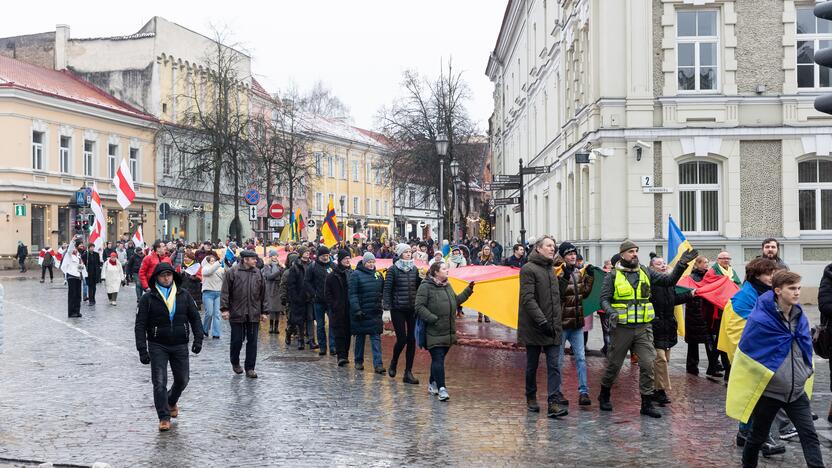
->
[0,55,158,257]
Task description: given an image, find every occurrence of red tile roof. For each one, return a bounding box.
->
[0,54,155,121]
[251,77,271,99]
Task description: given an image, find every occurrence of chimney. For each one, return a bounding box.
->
[55,24,69,70]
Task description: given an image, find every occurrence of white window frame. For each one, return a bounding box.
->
[314,152,323,176]
[409,189,416,207]
[678,160,721,235]
[352,160,360,182]
[798,158,832,232]
[315,192,323,212]
[129,147,139,182]
[366,161,372,184]
[327,155,334,178]
[365,198,371,215]
[676,9,720,94]
[108,144,118,179]
[353,196,360,214]
[162,144,173,176]
[796,6,832,90]
[339,157,347,179]
[32,131,44,171]
[59,136,71,174]
[383,200,389,216]
[83,140,95,177]
[375,199,380,215]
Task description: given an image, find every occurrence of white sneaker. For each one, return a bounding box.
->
[438,387,450,401]
[428,382,438,395]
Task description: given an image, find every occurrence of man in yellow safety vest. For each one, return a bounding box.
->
[597,240,698,418]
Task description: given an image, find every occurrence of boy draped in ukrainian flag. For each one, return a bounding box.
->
[726,270,821,468]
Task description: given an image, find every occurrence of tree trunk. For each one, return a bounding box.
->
[211,151,222,243]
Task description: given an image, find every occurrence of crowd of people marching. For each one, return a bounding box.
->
[43,231,829,467]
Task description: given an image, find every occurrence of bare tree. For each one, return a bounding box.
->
[300,80,351,119]
[375,60,484,241]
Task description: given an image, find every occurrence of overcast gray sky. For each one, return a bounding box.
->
[1,0,506,132]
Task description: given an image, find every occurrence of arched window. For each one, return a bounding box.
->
[798,158,832,231]
[679,160,720,233]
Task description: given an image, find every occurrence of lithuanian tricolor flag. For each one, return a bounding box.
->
[726,290,814,423]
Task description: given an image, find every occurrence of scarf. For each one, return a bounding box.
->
[108,258,118,265]
[155,282,178,323]
[749,277,772,296]
[429,275,448,287]
[395,258,414,272]
[449,254,464,265]
[616,257,640,272]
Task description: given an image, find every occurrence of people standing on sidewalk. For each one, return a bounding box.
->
[61,239,86,318]
[503,244,527,268]
[286,247,313,350]
[139,241,171,291]
[598,240,697,418]
[306,246,336,356]
[349,252,386,373]
[415,261,474,401]
[200,251,224,340]
[553,241,593,407]
[82,243,102,306]
[383,243,422,384]
[647,254,695,406]
[220,250,267,378]
[326,249,353,367]
[39,246,55,283]
[263,250,285,335]
[728,271,822,468]
[103,252,125,306]
[518,236,566,417]
[16,241,28,273]
[134,262,203,432]
[127,247,145,303]
[685,255,720,376]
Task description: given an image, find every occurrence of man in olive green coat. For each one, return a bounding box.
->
[518,236,567,418]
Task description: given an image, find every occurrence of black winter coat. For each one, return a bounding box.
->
[518,251,562,346]
[285,260,310,325]
[382,263,421,312]
[819,263,832,324]
[82,250,102,282]
[325,265,352,337]
[16,244,28,260]
[684,268,711,344]
[503,255,526,268]
[651,280,694,349]
[305,259,333,304]
[134,263,203,353]
[348,262,384,335]
[127,253,144,275]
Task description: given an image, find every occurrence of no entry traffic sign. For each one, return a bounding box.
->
[269,203,285,219]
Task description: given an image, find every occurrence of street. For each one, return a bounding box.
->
[1,276,830,467]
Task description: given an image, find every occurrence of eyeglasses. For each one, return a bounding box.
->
[718,257,731,261]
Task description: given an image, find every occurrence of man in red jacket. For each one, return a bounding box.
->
[139,241,171,290]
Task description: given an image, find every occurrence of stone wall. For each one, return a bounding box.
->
[740,140,783,237]
[72,64,155,114]
[0,32,55,69]
[735,0,784,94]
[652,0,664,97]
[654,141,663,238]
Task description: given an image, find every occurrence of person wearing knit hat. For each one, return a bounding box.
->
[383,239,422,384]
[285,246,314,350]
[597,238,698,418]
[264,249,286,335]
[277,252,299,346]
[558,242,577,259]
[326,248,354,366]
[351,249,386,373]
[307,244,336,355]
[363,251,376,263]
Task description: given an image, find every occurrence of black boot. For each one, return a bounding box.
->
[388,357,398,378]
[547,398,568,418]
[762,435,786,457]
[653,389,671,406]
[527,396,540,413]
[598,386,613,411]
[640,395,661,418]
[268,319,275,334]
[402,371,419,385]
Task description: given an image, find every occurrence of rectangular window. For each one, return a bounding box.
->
[375,167,382,184]
[315,152,323,176]
[353,196,359,214]
[409,189,416,207]
[340,195,347,215]
[83,140,94,177]
[315,192,323,211]
[679,161,721,234]
[163,144,173,176]
[327,155,334,177]
[384,201,388,216]
[59,136,71,174]
[796,7,832,89]
[339,157,346,179]
[375,199,380,215]
[676,10,719,92]
[352,160,360,181]
[366,198,370,215]
[129,147,139,182]
[32,131,44,170]
[108,144,118,179]
[366,162,372,183]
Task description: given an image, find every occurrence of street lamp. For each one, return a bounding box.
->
[449,159,460,243]
[435,135,449,244]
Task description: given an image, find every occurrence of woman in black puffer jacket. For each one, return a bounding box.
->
[648,254,694,405]
[383,243,422,384]
[349,252,385,373]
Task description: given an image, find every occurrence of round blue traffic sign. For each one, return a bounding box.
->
[244,188,261,205]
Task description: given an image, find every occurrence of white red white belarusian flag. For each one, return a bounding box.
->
[88,184,106,254]
[113,159,136,209]
[132,225,145,249]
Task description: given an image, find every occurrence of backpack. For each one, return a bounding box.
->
[812,322,832,360]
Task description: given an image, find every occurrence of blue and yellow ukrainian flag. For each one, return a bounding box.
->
[289,210,297,241]
[718,282,758,363]
[667,215,693,336]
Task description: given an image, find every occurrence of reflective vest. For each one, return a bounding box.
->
[610,267,655,324]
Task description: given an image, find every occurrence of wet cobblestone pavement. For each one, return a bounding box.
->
[1,278,831,467]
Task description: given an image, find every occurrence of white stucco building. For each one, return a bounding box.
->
[486,0,832,298]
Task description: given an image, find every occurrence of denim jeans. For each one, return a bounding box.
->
[148,342,190,421]
[354,334,383,368]
[230,322,260,371]
[742,394,823,468]
[202,290,221,338]
[429,346,450,388]
[313,303,335,353]
[526,344,561,400]
[133,273,144,302]
[557,328,588,395]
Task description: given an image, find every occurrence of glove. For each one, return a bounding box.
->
[139,352,150,365]
[468,281,476,292]
[191,342,202,354]
[355,311,366,321]
[680,249,699,264]
[537,320,555,337]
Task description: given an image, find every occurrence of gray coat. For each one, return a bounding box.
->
[763,304,814,403]
[220,263,266,323]
[262,263,285,313]
[517,251,562,347]
[599,258,691,327]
